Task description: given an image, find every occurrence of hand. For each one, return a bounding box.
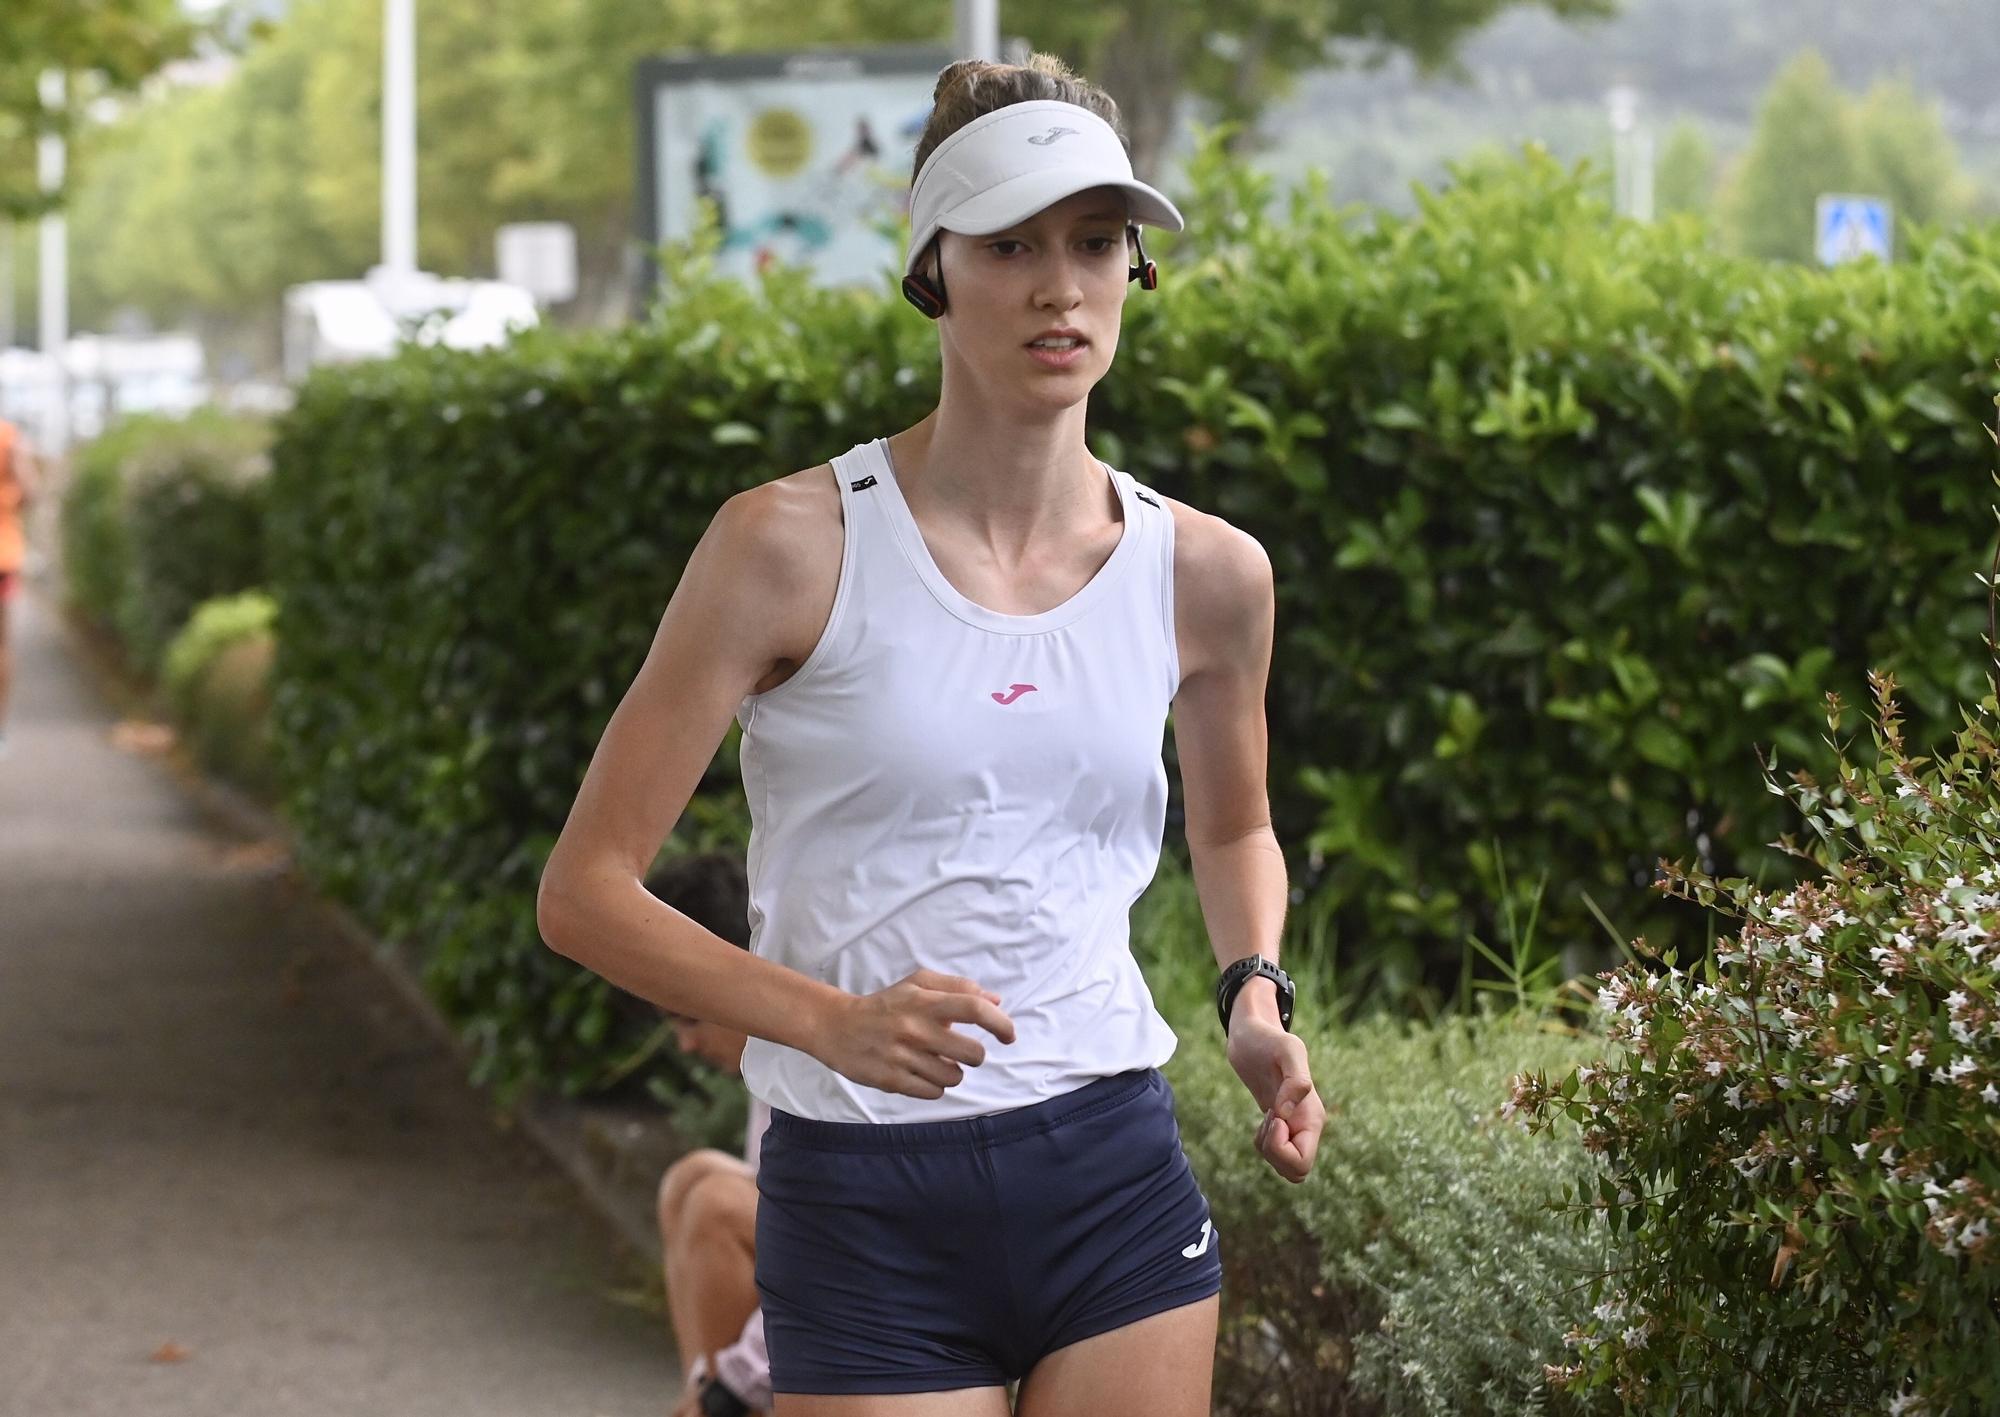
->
[812,967,1016,1099]
[1227,1017,1323,1182]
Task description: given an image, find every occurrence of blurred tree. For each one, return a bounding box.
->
[1718,49,1974,263]
[1719,49,1858,262]
[1653,118,1714,218]
[1853,72,1971,231]
[0,0,204,218]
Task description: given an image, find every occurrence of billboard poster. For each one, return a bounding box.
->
[635,43,975,302]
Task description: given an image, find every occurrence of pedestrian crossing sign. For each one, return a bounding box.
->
[1816,195,1894,266]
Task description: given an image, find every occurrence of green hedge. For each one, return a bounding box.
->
[162,589,279,797]
[1167,1007,1613,1416]
[265,130,2000,1101]
[60,408,272,675]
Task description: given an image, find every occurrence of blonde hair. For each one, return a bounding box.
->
[909,52,1128,191]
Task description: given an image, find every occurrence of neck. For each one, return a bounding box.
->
[887,400,1111,555]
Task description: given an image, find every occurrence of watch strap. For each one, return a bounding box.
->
[698,1376,753,1417]
[1215,954,1294,1036]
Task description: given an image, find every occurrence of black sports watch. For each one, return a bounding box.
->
[1216,954,1294,1037]
[698,1375,753,1417]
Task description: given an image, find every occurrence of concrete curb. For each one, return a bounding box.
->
[48,590,683,1273]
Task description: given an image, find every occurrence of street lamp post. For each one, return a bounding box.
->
[37,68,68,457]
[954,0,999,62]
[1605,83,1653,223]
[383,0,416,276]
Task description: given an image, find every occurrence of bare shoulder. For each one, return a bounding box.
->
[1160,493,1274,685]
[720,460,845,694]
[727,459,842,564]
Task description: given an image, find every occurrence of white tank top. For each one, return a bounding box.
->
[732,435,1184,1123]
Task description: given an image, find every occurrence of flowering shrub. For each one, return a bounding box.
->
[1508,665,2000,1413]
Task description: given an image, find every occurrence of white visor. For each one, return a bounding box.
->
[904,99,1184,279]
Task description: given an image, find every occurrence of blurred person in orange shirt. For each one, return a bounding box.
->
[0,417,36,757]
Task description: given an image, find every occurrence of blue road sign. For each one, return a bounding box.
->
[1816,195,1894,266]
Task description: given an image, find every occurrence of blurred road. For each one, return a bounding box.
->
[0,576,683,1417]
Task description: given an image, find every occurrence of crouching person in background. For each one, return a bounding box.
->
[644,851,773,1417]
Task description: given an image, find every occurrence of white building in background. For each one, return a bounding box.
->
[0,334,211,444]
[281,265,541,382]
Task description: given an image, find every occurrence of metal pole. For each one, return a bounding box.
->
[1632,125,1655,224]
[1606,85,1636,219]
[383,0,416,273]
[954,0,1000,61]
[1,222,14,349]
[37,68,68,458]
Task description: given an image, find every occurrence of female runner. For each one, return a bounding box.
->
[539,52,1325,1417]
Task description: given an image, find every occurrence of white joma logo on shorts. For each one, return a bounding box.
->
[1181,1219,1214,1258]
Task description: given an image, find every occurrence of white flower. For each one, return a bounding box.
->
[1983,1082,1999,1105]
[1830,1082,1857,1106]
[1945,875,1965,890]
[1897,782,1917,798]
[1874,982,1894,997]
[1908,1049,1927,1068]
[1947,990,1970,1013]
[1853,1140,1873,1159]
[1723,1083,1746,1109]
[1704,1059,1725,1076]
[1621,1324,1649,1350]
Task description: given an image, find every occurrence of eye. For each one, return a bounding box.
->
[987,237,1122,256]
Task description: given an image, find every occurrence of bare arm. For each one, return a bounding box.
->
[1171,507,1288,1029]
[1171,503,1322,1181]
[3,436,34,509]
[534,483,851,1060]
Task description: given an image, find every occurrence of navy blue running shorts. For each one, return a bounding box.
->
[752,1065,1224,1396]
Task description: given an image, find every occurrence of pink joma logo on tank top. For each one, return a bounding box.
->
[991,683,1038,705]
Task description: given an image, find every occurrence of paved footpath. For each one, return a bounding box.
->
[0,576,685,1417]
